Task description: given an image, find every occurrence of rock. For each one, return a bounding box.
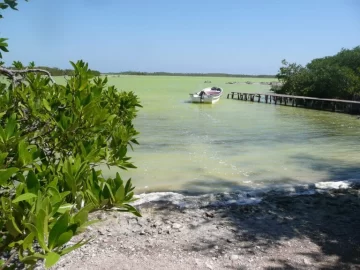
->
[205,262,214,269]
[226,239,233,243]
[205,212,214,218]
[230,254,239,261]
[172,223,182,229]
[190,222,198,228]
[97,213,106,220]
[139,230,146,235]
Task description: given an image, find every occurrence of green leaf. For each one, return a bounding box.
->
[23,232,35,250]
[47,186,61,203]
[12,192,37,203]
[124,204,141,217]
[18,140,32,166]
[42,99,51,112]
[5,114,16,139]
[56,230,73,248]
[0,152,8,164]
[26,170,40,194]
[45,252,61,269]
[60,191,71,199]
[5,217,22,237]
[24,223,38,235]
[0,167,19,185]
[36,209,49,251]
[0,45,8,52]
[115,185,125,203]
[59,237,90,256]
[48,212,69,249]
[57,203,74,214]
[20,253,46,265]
[73,207,88,226]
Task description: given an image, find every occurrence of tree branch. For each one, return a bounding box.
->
[0,66,55,83]
[0,250,17,270]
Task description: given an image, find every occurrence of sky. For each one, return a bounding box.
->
[0,0,359,74]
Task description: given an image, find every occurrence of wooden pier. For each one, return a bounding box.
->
[227,92,360,114]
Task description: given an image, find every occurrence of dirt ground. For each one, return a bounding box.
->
[38,187,360,270]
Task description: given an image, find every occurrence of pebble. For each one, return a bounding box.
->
[230,254,239,261]
[205,212,215,218]
[97,213,106,220]
[172,223,182,229]
[205,262,214,269]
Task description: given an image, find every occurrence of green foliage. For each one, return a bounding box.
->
[33,66,101,77]
[0,60,142,269]
[272,46,360,100]
[0,2,142,269]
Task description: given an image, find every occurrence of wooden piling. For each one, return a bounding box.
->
[228,92,360,114]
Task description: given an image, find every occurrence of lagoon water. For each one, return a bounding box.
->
[102,76,360,194]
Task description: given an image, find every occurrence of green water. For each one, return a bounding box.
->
[102,76,360,194]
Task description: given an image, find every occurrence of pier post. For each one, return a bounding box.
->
[227,92,360,115]
[332,102,337,112]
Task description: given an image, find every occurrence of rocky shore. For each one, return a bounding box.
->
[38,183,360,270]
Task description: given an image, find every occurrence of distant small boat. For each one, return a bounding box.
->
[189,87,223,104]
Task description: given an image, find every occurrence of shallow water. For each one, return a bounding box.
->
[101,76,360,194]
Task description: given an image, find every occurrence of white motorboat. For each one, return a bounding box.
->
[189,87,223,104]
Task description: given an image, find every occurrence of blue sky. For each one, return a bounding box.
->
[1,0,359,74]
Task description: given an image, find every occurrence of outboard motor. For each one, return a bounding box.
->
[199,91,206,102]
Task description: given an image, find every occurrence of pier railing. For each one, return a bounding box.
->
[227,92,360,114]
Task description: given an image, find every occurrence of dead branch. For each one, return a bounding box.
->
[0,66,55,84]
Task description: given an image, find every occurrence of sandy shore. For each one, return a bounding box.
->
[33,184,360,270]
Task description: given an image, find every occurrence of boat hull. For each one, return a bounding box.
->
[189,87,223,104]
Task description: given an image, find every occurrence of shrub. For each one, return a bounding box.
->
[0,1,142,269]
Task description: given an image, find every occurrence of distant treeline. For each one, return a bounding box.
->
[106,71,275,78]
[272,46,360,100]
[36,66,101,76]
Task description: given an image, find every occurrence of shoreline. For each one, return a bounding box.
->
[36,180,360,270]
[132,179,358,209]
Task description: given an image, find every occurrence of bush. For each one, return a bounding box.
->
[272,47,360,100]
[0,1,142,269]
